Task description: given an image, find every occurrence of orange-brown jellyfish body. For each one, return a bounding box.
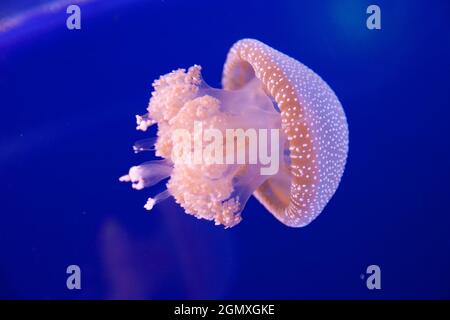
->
[120,39,349,228]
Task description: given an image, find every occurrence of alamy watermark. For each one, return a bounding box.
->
[366,5,381,30]
[361,264,381,290]
[170,121,280,176]
[66,264,81,290]
[66,5,81,30]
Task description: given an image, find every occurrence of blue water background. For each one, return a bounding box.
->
[0,0,449,299]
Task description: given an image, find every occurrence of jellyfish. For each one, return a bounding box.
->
[120,39,348,228]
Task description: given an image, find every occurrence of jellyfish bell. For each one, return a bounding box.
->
[120,39,349,228]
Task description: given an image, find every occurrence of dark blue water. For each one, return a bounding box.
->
[1,0,449,299]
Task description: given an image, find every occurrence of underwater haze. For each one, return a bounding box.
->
[0,0,450,299]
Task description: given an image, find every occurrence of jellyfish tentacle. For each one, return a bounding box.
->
[144,189,171,211]
[119,159,172,190]
[133,137,158,153]
[136,113,156,131]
